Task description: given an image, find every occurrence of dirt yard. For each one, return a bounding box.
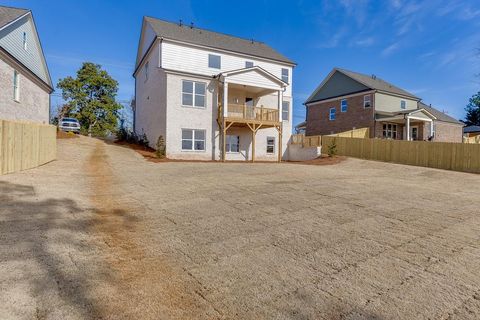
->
[1,136,480,320]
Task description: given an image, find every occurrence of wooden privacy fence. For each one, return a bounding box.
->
[331,127,369,138]
[291,128,369,148]
[322,136,480,173]
[290,134,322,147]
[0,119,57,175]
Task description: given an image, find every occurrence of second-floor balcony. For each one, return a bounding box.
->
[225,104,279,124]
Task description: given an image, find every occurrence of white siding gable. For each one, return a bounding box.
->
[161,41,292,97]
[0,14,50,86]
[226,69,283,90]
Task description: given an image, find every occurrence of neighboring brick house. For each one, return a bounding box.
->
[304,68,464,143]
[0,6,53,124]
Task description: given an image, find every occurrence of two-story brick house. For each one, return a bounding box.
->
[134,17,295,161]
[304,68,463,143]
[0,6,53,124]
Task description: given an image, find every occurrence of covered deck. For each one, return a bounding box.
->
[217,66,287,162]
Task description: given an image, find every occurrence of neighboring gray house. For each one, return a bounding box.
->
[134,17,295,161]
[304,68,464,143]
[0,6,53,124]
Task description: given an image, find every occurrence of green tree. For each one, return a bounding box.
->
[57,62,121,136]
[465,92,480,126]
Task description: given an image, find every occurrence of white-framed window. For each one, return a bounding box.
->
[208,54,221,69]
[282,101,289,121]
[245,61,254,68]
[281,68,289,83]
[266,136,275,154]
[181,129,206,151]
[364,95,372,108]
[182,80,206,108]
[144,61,149,81]
[22,32,27,50]
[400,100,406,109]
[13,70,19,101]
[226,135,240,153]
[341,99,348,112]
[382,123,397,139]
[329,107,336,121]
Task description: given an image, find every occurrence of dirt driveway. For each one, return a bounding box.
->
[1,136,480,320]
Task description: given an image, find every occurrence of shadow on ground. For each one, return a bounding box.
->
[0,180,136,318]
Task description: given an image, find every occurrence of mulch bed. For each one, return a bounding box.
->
[287,155,347,166]
[57,131,79,139]
[115,140,346,165]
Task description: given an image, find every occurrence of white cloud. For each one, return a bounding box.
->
[353,37,375,47]
[318,28,348,49]
[338,0,371,26]
[381,43,400,57]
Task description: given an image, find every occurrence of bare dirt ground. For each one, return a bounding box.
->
[1,136,480,320]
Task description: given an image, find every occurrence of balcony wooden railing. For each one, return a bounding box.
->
[226,104,279,123]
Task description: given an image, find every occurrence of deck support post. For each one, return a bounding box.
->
[278,125,283,163]
[222,82,229,161]
[222,120,226,162]
[406,116,411,141]
[277,90,283,162]
[252,124,256,162]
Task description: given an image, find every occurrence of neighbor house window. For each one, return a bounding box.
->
[382,123,398,139]
[22,32,27,50]
[144,61,149,81]
[400,100,406,109]
[364,95,371,108]
[226,135,240,153]
[245,61,254,68]
[182,80,206,108]
[282,101,290,121]
[13,70,19,101]
[281,68,289,83]
[341,99,348,112]
[208,54,221,69]
[182,129,206,151]
[329,107,336,121]
[266,137,275,154]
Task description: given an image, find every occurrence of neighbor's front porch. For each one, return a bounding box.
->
[375,109,436,141]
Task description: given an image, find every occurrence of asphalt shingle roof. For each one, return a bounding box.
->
[464,125,480,133]
[144,17,294,65]
[0,6,28,29]
[419,102,464,125]
[337,68,420,99]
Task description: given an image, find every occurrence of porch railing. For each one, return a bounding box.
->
[226,104,279,122]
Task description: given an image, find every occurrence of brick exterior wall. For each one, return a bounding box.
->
[434,121,463,143]
[0,57,50,124]
[306,93,375,137]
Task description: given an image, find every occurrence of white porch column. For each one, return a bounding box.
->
[406,116,411,141]
[277,90,283,122]
[430,120,434,139]
[223,82,229,118]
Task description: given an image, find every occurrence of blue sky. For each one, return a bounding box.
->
[4,0,480,126]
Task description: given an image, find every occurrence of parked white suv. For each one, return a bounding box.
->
[58,117,81,133]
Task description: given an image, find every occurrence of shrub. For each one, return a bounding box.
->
[327,138,337,157]
[156,135,166,158]
[116,127,149,149]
